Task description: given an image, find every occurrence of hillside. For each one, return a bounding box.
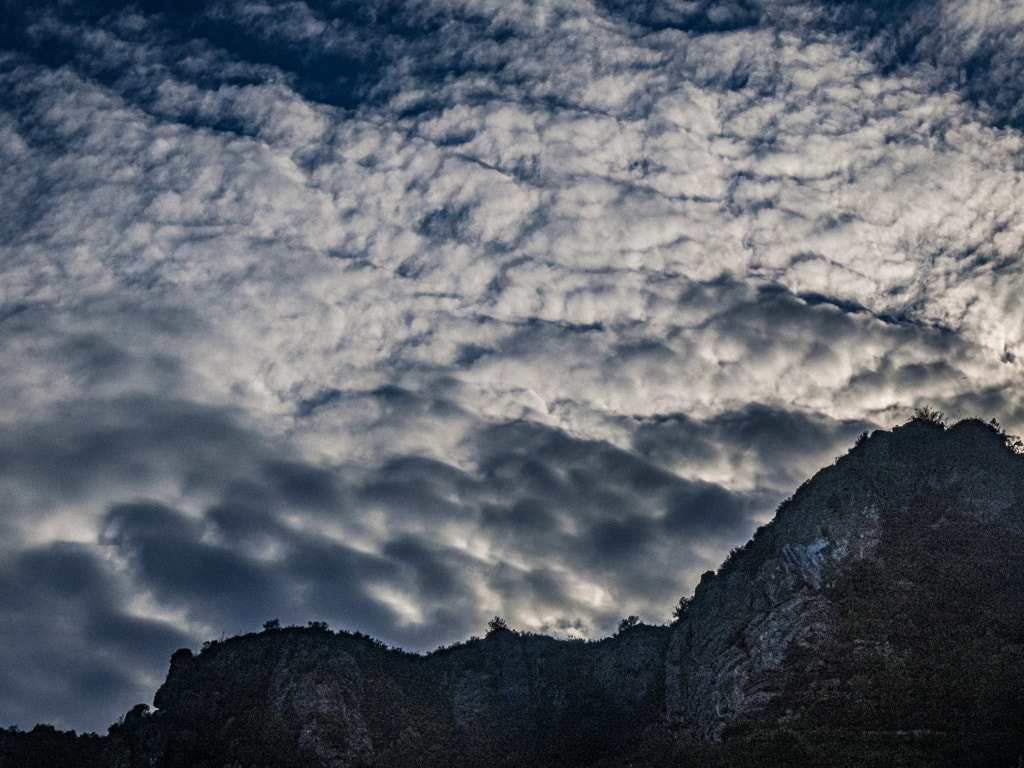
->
[8,416,1024,767]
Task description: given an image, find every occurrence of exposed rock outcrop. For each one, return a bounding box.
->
[108,622,670,768]
[667,418,1024,763]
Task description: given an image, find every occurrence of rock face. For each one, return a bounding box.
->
[146,634,375,767]
[666,418,1024,763]
[102,417,1024,768]
[107,623,671,768]
[664,426,892,737]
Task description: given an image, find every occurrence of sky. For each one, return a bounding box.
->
[2,0,1024,734]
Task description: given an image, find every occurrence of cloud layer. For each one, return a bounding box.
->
[2,0,1024,732]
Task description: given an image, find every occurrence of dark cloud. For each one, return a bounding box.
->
[0,397,269,505]
[586,516,658,563]
[360,467,474,523]
[664,482,750,538]
[296,387,343,417]
[802,0,1024,128]
[265,460,343,510]
[0,541,191,731]
[710,404,868,467]
[632,398,877,496]
[469,421,771,590]
[278,538,402,632]
[102,502,289,624]
[596,0,763,33]
[483,497,559,536]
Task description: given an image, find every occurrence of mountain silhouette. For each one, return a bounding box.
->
[5,415,1024,767]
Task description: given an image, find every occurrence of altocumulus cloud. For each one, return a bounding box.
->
[2,0,1024,733]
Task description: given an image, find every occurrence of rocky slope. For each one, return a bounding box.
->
[666,417,1024,764]
[17,416,1024,767]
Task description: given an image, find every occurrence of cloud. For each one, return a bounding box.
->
[0,389,786,732]
[7,0,1023,442]
[800,0,1024,129]
[0,397,273,531]
[0,541,191,732]
[102,502,288,619]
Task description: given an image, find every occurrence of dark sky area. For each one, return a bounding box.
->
[2,0,1024,734]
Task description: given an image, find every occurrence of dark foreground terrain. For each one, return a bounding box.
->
[5,416,1024,767]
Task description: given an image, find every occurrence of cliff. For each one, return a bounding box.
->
[104,623,671,768]
[27,416,1024,768]
[666,417,1024,765]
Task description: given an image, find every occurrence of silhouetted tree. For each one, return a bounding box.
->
[912,405,945,425]
[617,615,641,633]
[672,597,692,624]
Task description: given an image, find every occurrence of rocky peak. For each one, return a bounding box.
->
[666,416,1024,760]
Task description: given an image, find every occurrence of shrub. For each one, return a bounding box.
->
[617,615,641,633]
[486,616,509,635]
[912,405,945,425]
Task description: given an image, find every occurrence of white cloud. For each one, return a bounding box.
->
[6,0,1024,494]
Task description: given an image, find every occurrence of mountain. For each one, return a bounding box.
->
[8,416,1024,767]
[666,416,1024,765]
[99,621,670,768]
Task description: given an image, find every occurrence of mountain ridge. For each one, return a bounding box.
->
[6,415,1024,767]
